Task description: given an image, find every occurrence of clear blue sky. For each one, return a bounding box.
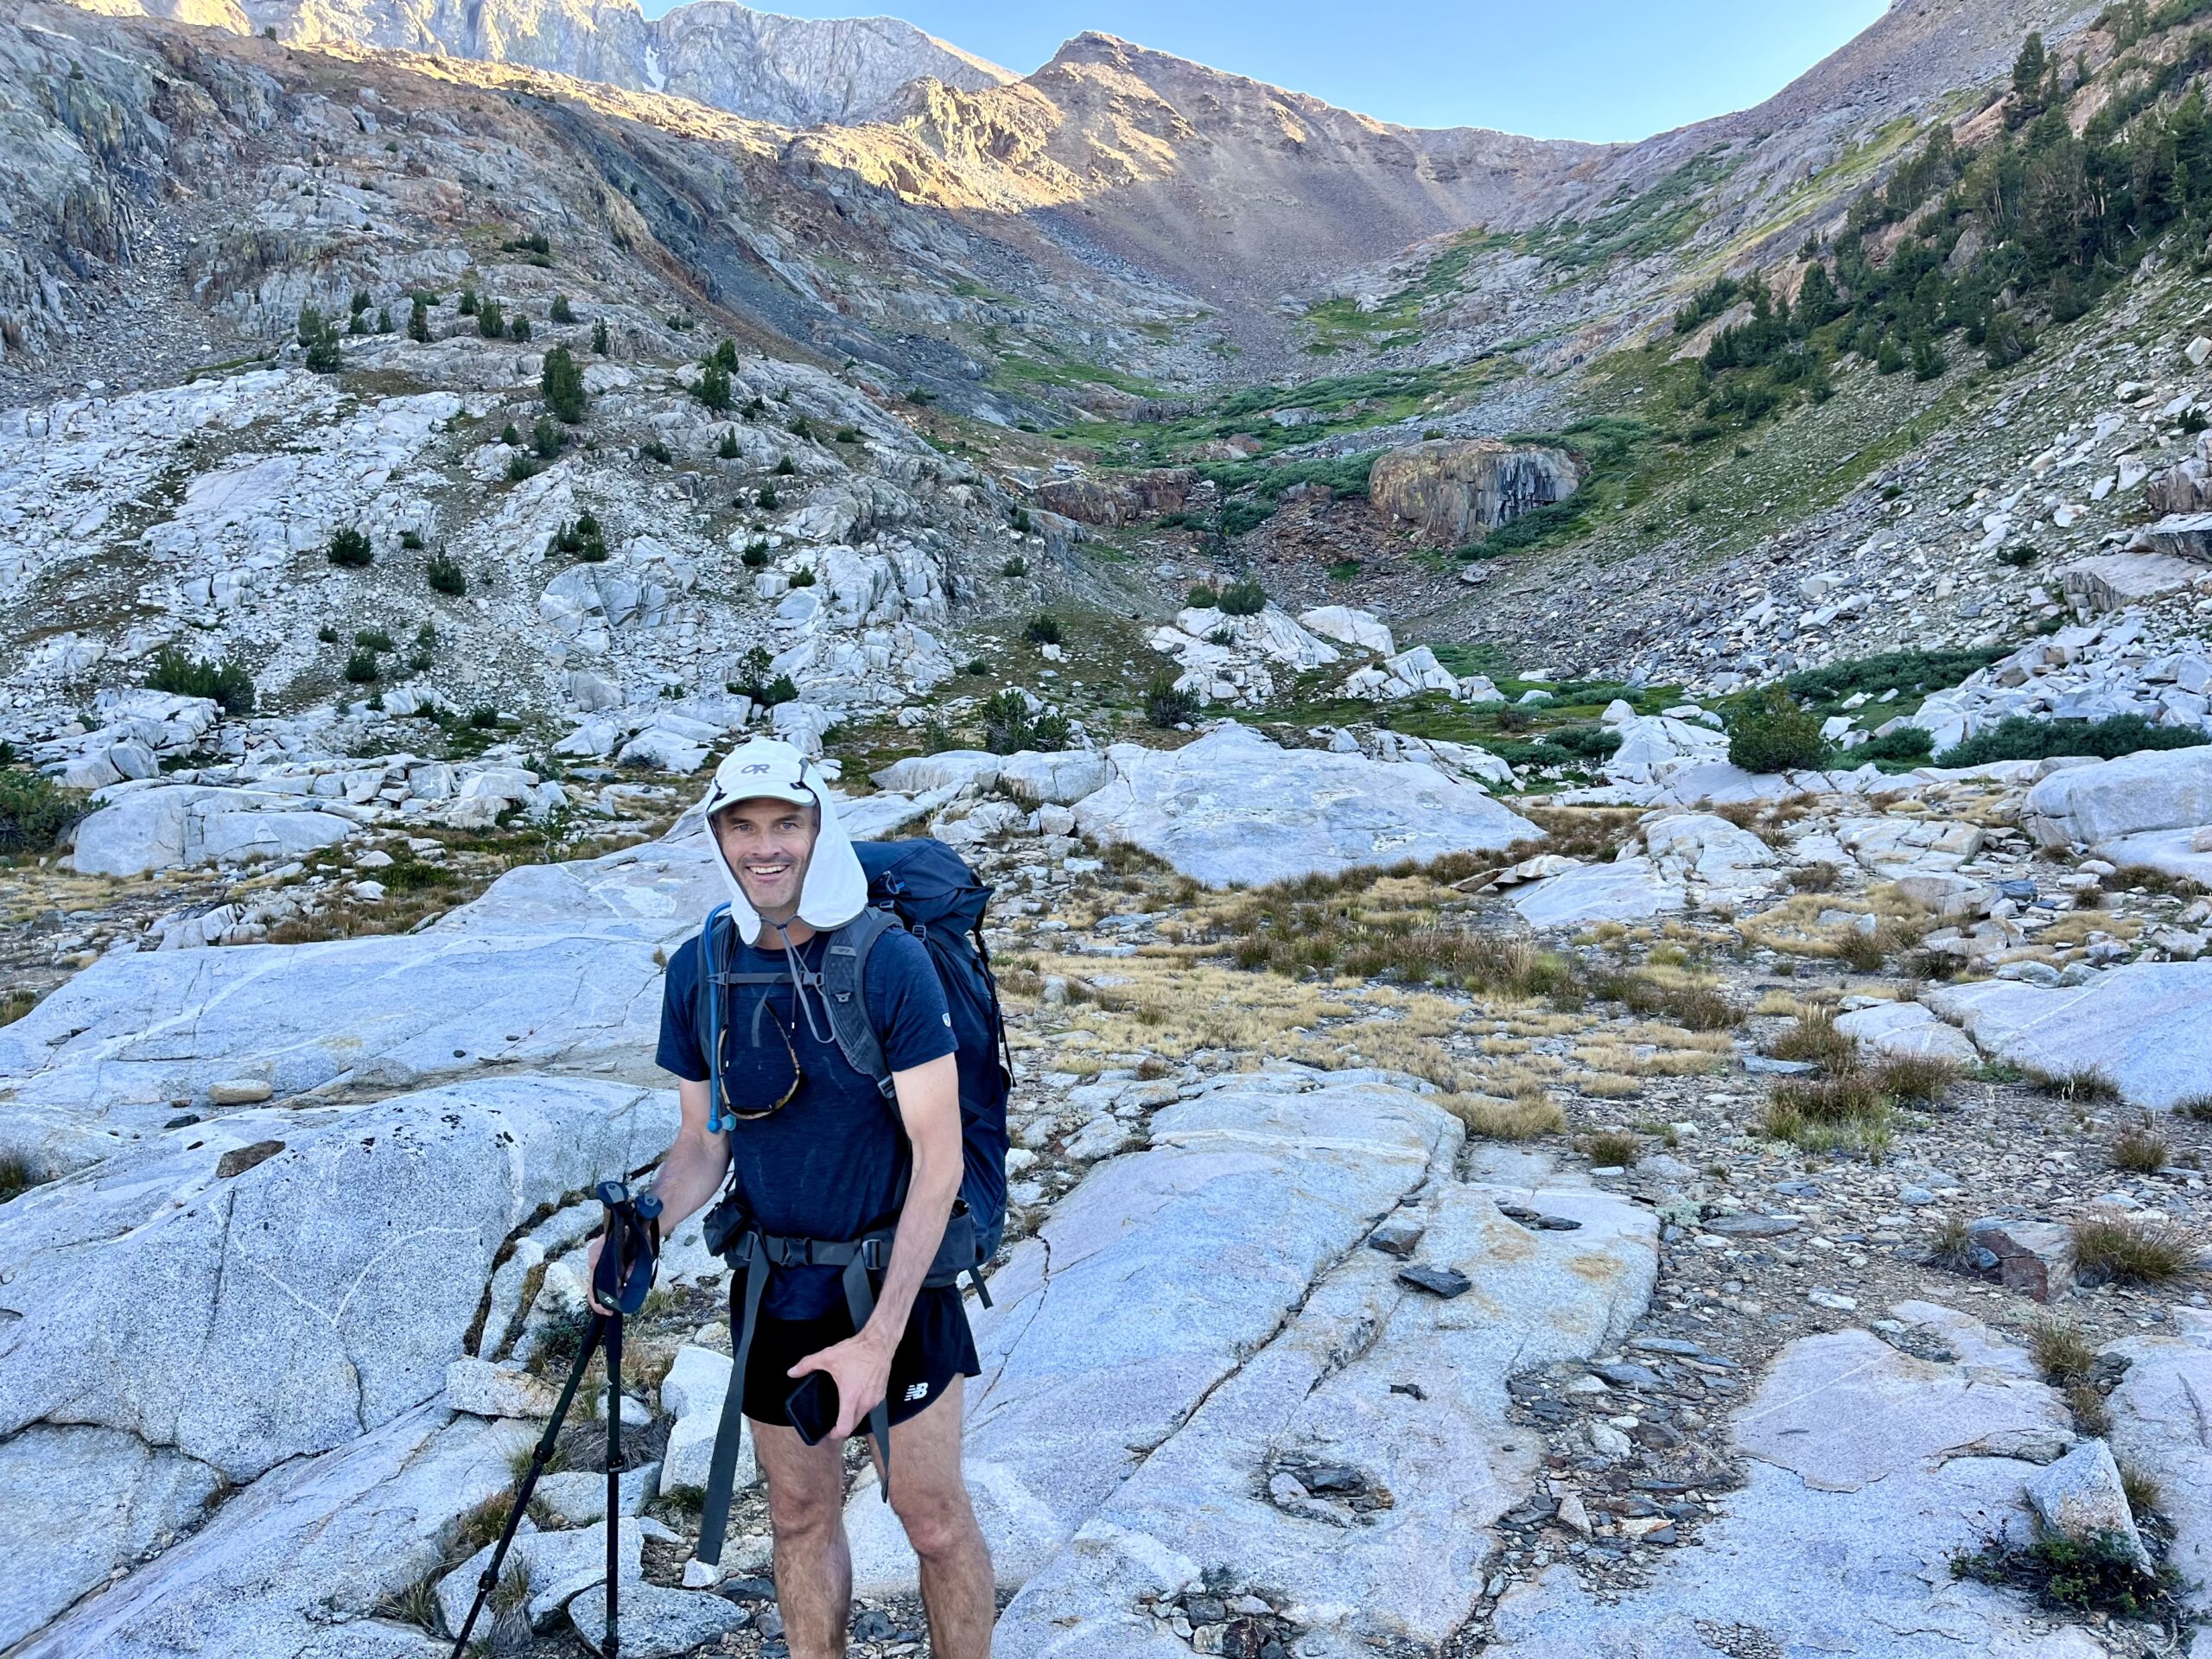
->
[640,0,1890,142]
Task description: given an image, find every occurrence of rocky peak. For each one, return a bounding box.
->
[105,0,1016,125]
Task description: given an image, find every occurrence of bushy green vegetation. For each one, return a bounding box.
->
[694,362,732,411]
[549,294,575,323]
[327,527,372,568]
[296,303,343,374]
[551,512,607,562]
[1145,673,1200,728]
[1216,582,1268,616]
[425,550,467,594]
[1784,645,2012,707]
[1023,613,1063,645]
[144,645,256,714]
[541,345,584,423]
[475,298,504,339]
[0,768,84,855]
[1857,726,1936,763]
[1728,685,1829,772]
[1935,713,2211,766]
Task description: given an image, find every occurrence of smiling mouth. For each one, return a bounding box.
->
[741,860,794,880]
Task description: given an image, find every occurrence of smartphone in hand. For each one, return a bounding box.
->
[786,1371,840,1446]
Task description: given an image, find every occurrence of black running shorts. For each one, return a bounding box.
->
[737,1283,979,1430]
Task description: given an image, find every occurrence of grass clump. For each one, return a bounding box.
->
[2028,1319,2096,1387]
[2025,1065,2120,1102]
[1767,1004,1852,1067]
[2177,1094,2212,1122]
[1586,1129,1641,1167]
[1727,685,1828,773]
[2072,1211,2199,1287]
[1443,1090,1564,1141]
[2111,1122,2169,1173]
[1869,1052,1960,1105]
[1935,714,2209,768]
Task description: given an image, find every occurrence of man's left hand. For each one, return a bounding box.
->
[789,1329,894,1442]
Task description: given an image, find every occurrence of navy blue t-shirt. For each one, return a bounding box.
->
[658,922,957,1319]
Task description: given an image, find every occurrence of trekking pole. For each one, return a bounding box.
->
[446,1309,604,1656]
[444,1179,659,1659]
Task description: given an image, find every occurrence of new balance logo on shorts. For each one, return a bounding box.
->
[903,1382,930,1402]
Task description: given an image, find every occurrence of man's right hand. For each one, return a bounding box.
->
[582,1233,611,1316]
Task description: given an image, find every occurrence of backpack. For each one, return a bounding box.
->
[694,836,1012,1261]
[688,838,1014,1560]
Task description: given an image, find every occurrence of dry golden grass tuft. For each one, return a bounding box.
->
[1440,1089,1564,1140]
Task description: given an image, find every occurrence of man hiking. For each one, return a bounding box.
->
[587,736,995,1658]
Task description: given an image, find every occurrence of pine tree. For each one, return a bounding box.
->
[542,345,585,423]
[694,362,733,412]
[2012,32,2047,101]
[550,294,575,323]
[591,318,609,353]
[407,295,430,343]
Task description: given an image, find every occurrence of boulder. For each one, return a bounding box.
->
[1070,725,1541,887]
[1033,467,1196,527]
[2023,745,2212,848]
[1835,1001,1980,1067]
[446,1357,563,1419]
[994,749,1113,807]
[11,1404,514,1659]
[1642,811,1779,891]
[1296,605,1395,655]
[72,785,360,876]
[1369,439,1579,547]
[1967,1218,2077,1302]
[843,1073,1465,1594]
[1513,856,1684,929]
[1925,963,2212,1110]
[870,750,1001,797]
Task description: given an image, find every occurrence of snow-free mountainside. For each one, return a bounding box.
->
[3,0,2212,1653]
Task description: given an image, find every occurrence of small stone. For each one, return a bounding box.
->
[1396,1264,1471,1299]
[1806,1290,1858,1312]
[207,1079,273,1105]
[683,1555,724,1589]
[1368,1215,1426,1258]
[1586,1421,1634,1461]
[1704,1213,1797,1238]
[1967,1218,2077,1303]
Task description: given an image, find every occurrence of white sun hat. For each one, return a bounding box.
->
[698,737,868,945]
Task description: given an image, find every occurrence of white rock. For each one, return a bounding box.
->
[1295,605,1395,654]
[445,1357,562,1419]
[437,1516,642,1631]
[1071,725,1540,887]
[2024,1439,2152,1570]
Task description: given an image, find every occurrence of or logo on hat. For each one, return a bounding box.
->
[740,763,772,774]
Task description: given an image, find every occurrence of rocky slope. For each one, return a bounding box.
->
[76,0,1018,126]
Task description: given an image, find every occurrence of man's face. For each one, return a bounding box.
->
[714,797,818,920]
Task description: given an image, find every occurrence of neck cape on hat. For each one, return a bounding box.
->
[700,738,868,945]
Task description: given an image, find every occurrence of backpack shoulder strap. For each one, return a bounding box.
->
[698,906,731,1133]
[819,906,899,1100]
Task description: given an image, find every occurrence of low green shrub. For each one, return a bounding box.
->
[1144,674,1200,728]
[1217,581,1268,616]
[1935,715,2209,768]
[144,645,256,714]
[425,550,466,594]
[1024,613,1063,645]
[327,527,373,568]
[1728,686,1828,772]
[1858,726,1935,763]
[0,768,85,855]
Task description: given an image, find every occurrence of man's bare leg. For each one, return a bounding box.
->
[883,1378,994,1659]
[753,1419,855,1659]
